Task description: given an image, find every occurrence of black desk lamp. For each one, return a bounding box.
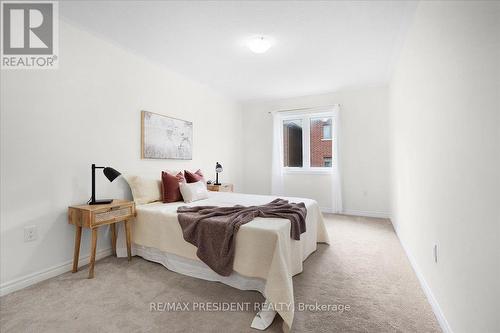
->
[90,164,121,205]
[215,162,223,185]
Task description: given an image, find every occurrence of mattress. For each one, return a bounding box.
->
[116,191,329,332]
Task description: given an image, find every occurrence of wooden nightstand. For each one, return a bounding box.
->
[68,199,136,278]
[207,183,234,192]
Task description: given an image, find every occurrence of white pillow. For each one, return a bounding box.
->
[124,175,162,205]
[179,181,209,203]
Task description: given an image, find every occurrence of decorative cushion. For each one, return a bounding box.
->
[184,169,205,184]
[161,171,185,203]
[124,175,162,205]
[179,181,209,203]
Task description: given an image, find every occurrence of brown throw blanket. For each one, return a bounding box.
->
[177,198,307,276]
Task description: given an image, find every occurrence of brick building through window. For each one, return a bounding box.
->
[310,117,332,167]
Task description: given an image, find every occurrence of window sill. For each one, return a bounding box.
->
[283,168,333,175]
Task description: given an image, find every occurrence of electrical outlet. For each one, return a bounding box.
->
[24,225,37,242]
[433,244,438,263]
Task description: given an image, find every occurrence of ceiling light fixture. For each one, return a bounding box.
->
[247,36,272,54]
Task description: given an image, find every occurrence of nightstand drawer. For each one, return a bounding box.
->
[207,183,234,192]
[94,206,133,225]
[219,184,233,192]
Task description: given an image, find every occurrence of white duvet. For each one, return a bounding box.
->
[118,192,329,332]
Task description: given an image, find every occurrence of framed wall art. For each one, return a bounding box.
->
[141,111,193,159]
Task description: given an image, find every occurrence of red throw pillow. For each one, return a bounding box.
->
[162,171,185,203]
[184,169,205,184]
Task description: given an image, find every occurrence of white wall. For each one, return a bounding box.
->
[242,86,390,216]
[389,1,500,332]
[0,20,243,291]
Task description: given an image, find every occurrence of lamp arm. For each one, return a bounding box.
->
[91,164,107,204]
[91,164,96,203]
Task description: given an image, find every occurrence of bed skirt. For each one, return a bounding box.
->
[116,241,277,330]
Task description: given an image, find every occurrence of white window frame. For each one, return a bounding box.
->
[281,109,335,175]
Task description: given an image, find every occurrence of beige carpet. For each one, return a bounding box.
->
[0,215,441,332]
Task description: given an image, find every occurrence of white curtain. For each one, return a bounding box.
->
[271,112,284,195]
[331,105,343,213]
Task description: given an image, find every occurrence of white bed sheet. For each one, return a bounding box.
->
[116,192,329,332]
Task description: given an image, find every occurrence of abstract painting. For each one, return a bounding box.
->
[141,111,193,159]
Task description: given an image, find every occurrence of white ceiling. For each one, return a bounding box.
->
[61,1,417,102]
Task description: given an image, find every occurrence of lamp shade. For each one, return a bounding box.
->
[215,162,223,173]
[103,167,121,182]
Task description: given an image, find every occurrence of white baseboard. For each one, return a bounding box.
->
[0,248,112,297]
[391,221,453,333]
[322,207,391,219]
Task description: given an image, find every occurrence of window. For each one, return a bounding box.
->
[310,116,333,167]
[322,120,332,140]
[281,111,335,172]
[283,119,303,167]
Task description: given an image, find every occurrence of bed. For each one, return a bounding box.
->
[115,191,330,332]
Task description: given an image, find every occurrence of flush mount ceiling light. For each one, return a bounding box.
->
[247,36,272,54]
